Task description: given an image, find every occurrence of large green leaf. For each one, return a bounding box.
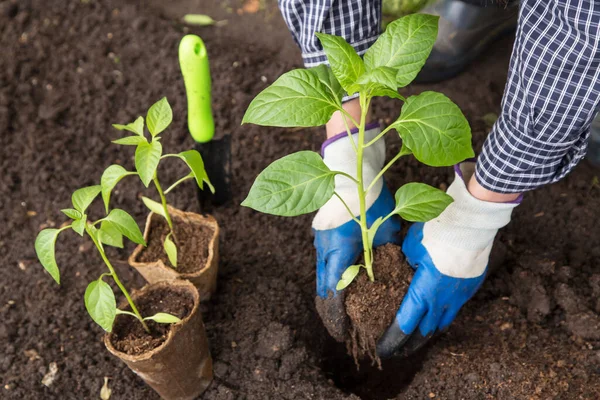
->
[242,69,342,127]
[364,14,438,87]
[308,65,344,105]
[99,220,124,248]
[135,141,162,187]
[391,91,474,166]
[350,66,402,99]
[34,229,64,284]
[146,97,172,137]
[177,150,213,192]
[112,116,145,136]
[336,265,362,291]
[101,165,135,212]
[393,183,453,222]
[105,209,146,245]
[71,185,102,213]
[84,279,116,332]
[315,33,365,93]
[242,151,336,216]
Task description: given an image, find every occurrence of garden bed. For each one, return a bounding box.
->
[1,0,599,399]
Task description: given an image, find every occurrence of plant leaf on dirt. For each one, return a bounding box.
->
[146,97,172,137]
[242,151,336,216]
[101,165,136,212]
[71,216,87,236]
[61,208,82,220]
[177,150,214,192]
[112,135,147,146]
[308,64,345,103]
[242,69,343,127]
[364,13,438,87]
[71,185,102,214]
[105,209,146,245]
[336,265,362,291]
[135,140,162,187]
[182,14,227,27]
[84,278,116,332]
[316,33,365,93]
[391,91,473,166]
[112,116,144,136]
[393,182,453,221]
[98,220,124,248]
[141,196,166,217]
[34,228,65,284]
[143,312,182,324]
[100,377,111,400]
[164,232,177,267]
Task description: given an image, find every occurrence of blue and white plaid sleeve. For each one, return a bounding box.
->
[476,0,600,193]
[278,0,381,68]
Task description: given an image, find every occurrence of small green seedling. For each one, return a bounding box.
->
[109,97,214,268]
[34,185,181,333]
[241,14,474,288]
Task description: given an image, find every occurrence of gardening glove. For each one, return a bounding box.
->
[313,123,402,342]
[377,161,520,358]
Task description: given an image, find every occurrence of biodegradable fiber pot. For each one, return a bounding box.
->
[129,206,219,301]
[105,280,213,400]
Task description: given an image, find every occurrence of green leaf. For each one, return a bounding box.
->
[99,220,124,248]
[308,64,344,106]
[72,185,101,213]
[393,183,453,222]
[364,14,438,87]
[146,97,173,137]
[112,116,144,136]
[391,91,474,166]
[34,229,64,284]
[135,141,162,187]
[105,209,146,246]
[350,66,402,99]
[241,151,336,216]
[177,150,213,192]
[164,232,177,268]
[315,33,365,93]
[336,265,362,291]
[141,196,166,217]
[112,136,147,146]
[242,69,342,127]
[71,216,86,236]
[101,165,134,212]
[61,208,82,220]
[143,312,182,324]
[84,279,116,332]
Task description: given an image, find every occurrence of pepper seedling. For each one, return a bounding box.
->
[34,185,181,333]
[108,97,214,268]
[241,14,474,288]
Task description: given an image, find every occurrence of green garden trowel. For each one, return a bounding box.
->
[179,34,231,207]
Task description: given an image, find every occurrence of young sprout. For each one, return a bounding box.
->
[34,185,181,333]
[108,97,214,268]
[241,14,474,288]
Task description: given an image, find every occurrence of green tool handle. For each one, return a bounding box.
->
[179,34,215,143]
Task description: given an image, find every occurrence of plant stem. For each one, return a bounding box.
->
[364,125,393,147]
[85,225,150,333]
[357,95,374,282]
[333,192,360,225]
[164,174,194,195]
[341,113,358,154]
[152,176,174,233]
[366,151,404,193]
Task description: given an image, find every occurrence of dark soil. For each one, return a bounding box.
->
[138,212,214,274]
[109,285,194,356]
[1,0,600,399]
[345,243,412,364]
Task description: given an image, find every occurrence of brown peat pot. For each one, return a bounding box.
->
[104,280,213,400]
[129,206,219,301]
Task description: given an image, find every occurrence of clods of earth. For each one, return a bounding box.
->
[1,0,599,399]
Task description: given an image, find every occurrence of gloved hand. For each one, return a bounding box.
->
[377,161,520,358]
[313,123,402,342]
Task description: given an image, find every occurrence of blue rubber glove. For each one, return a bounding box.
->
[377,162,520,358]
[313,124,402,342]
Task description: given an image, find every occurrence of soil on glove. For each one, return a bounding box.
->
[109,285,194,355]
[345,244,412,364]
[137,213,214,274]
[2,0,600,399]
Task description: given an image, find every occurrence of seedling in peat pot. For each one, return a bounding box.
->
[109,97,214,268]
[34,185,181,333]
[241,14,474,288]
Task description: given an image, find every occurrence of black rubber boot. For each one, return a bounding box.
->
[415,0,519,83]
